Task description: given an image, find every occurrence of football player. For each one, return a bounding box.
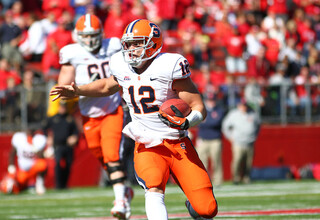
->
[0,128,47,195]
[57,14,133,219]
[51,19,218,220]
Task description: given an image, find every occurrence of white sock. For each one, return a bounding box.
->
[113,184,125,201]
[145,191,168,220]
[36,175,44,187]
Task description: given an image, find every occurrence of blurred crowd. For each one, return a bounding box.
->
[0,0,319,125]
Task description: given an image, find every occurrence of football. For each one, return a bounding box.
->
[160,98,191,117]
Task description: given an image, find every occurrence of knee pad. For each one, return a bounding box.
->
[106,162,126,185]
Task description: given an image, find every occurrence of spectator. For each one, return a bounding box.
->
[192,63,211,94]
[278,37,299,63]
[20,70,46,123]
[10,1,24,25]
[0,58,21,93]
[177,6,202,42]
[261,30,281,70]
[294,66,315,115]
[261,11,277,32]
[41,12,59,37]
[103,1,129,39]
[284,19,300,50]
[155,0,184,31]
[42,100,79,189]
[42,0,73,20]
[244,76,265,113]
[128,0,147,21]
[235,12,251,37]
[297,17,316,49]
[196,92,226,186]
[0,128,47,195]
[42,15,73,81]
[0,9,24,72]
[222,100,261,184]
[193,34,213,69]
[247,46,271,82]
[245,25,263,57]
[267,0,289,21]
[220,75,242,109]
[223,26,247,74]
[19,12,57,62]
[267,63,298,116]
[70,0,100,24]
[143,0,161,24]
[180,39,195,67]
[3,77,20,124]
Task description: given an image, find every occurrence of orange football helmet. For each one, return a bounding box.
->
[121,19,163,67]
[75,14,103,52]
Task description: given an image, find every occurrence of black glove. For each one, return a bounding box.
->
[158,105,189,130]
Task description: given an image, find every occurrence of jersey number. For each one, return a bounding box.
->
[87,61,109,82]
[128,86,159,114]
[179,60,190,76]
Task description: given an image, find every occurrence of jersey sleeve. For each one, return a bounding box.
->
[11,132,22,149]
[59,45,73,65]
[171,55,191,80]
[109,37,122,54]
[108,52,122,78]
[33,134,47,152]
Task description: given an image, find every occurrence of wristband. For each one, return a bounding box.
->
[186,110,203,127]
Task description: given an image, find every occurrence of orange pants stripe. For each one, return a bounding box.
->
[82,105,124,164]
[134,137,218,218]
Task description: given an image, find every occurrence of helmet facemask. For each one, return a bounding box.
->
[76,31,102,52]
[121,27,161,67]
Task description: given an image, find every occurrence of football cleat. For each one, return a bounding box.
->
[35,183,46,195]
[0,174,19,194]
[75,14,103,52]
[111,200,126,219]
[124,186,134,219]
[121,19,163,67]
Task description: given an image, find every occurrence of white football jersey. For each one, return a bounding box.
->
[59,38,122,118]
[109,52,191,147]
[11,132,47,171]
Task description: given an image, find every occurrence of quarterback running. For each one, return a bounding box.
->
[51,19,218,220]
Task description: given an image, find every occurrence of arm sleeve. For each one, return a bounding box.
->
[172,55,191,80]
[33,135,47,152]
[59,46,72,64]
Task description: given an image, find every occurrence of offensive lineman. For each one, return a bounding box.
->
[57,14,133,219]
[51,19,218,220]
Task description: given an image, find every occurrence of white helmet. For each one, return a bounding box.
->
[74,14,103,52]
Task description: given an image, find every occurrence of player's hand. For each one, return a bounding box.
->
[8,165,16,174]
[50,82,78,101]
[158,105,189,130]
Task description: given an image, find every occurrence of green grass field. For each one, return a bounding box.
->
[1,180,320,219]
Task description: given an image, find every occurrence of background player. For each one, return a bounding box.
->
[57,14,133,219]
[50,19,218,220]
[0,128,47,195]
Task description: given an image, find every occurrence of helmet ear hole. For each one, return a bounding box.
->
[152,44,157,49]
